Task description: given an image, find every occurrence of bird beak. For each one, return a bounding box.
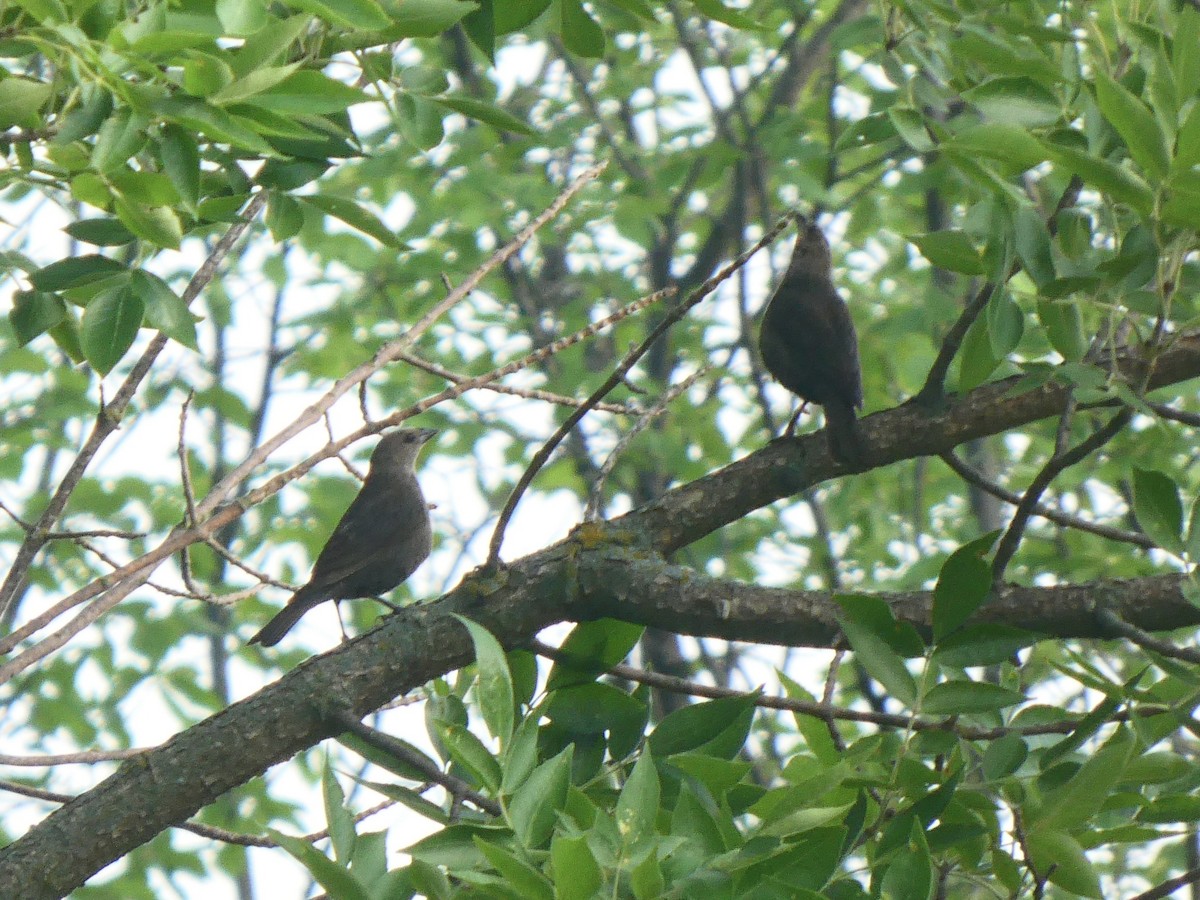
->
[415,427,438,444]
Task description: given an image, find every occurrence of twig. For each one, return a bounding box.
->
[528,641,1155,741]
[584,367,709,520]
[1129,864,1200,900]
[939,451,1153,549]
[991,410,1133,586]
[1096,608,1200,665]
[396,351,639,415]
[487,211,798,565]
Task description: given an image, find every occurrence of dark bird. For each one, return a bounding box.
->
[249,427,437,647]
[758,221,866,464]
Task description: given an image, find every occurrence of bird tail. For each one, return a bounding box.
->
[825,403,866,465]
[248,586,328,647]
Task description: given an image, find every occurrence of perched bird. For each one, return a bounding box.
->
[249,427,437,647]
[758,221,866,463]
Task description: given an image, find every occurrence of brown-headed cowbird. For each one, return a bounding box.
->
[249,427,437,647]
[759,222,865,463]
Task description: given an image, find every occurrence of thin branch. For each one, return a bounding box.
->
[584,367,710,520]
[991,409,1133,585]
[528,640,1156,741]
[396,350,639,415]
[939,451,1153,549]
[1096,608,1200,665]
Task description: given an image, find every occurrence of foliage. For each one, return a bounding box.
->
[1,0,1200,897]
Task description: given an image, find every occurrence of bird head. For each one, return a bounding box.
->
[370,427,437,474]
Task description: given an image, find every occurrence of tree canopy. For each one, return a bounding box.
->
[2,0,1200,897]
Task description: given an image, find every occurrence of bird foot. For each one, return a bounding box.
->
[373,596,405,614]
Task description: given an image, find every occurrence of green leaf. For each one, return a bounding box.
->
[1042,141,1153,216]
[216,0,269,34]
[932,624,1039,668]
[911,231,984,275]
[544,682,646,737]
[963,76,1061,127]
[209,63,301,106]
[322,757,356,863]
[1132,468,1184,554]
[648,693,758,758]
[922,681,1026,716]
[29,255,128,292]
[440,723,502,793]
[155,97,277,155]
[130,271,198,350]
[63,218,136,247]
[982,733,1028,780]
[453,616,514,746]
[1036,299,1086,361]
[300,194,407,249]
[113,197,183,250]
[1093,71,1169,180]
[1012,204,1055,287]
[947,123,1046,171]
[887,106,935,152]
[507,745,572,848]
[270,829,371,900]
[390,0,478,37]
[0,77,52,129]
[958,313,1000,392]
[560,0,604,57]
[551,834,602,900]
[250,70,371,114]
[1174,9,1200,100]
[986,289,1023,358]
[835,598,918,707]
[91,108,150,174]
[9,291,66,345]
[546,618,644,690]
[281,0,389,29]
[430,94,535,136]
[932,534,998,641]
[474,839,554,900]
[1036,727,1135,831]
[81,284,144,375]
[266,192,305,240]
[1025,828,1102,897]
[396,91,446,149]
[615,749,660,847]
[691,0,761,31]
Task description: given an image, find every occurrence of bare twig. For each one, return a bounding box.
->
[584,367,710,520]
[939,451,1153,549]
[991,410,1133,586]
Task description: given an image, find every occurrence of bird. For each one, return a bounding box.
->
[249,427,437,647]
[758,220,866,464]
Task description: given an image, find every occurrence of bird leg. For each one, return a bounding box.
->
[783,401,809,438]
[372,595,405,613]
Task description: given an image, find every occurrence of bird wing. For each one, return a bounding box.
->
[772,278,863,410]
[304,478,421,591]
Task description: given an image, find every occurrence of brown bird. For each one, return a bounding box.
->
[758,221,865,463]
[249,427,437,647]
